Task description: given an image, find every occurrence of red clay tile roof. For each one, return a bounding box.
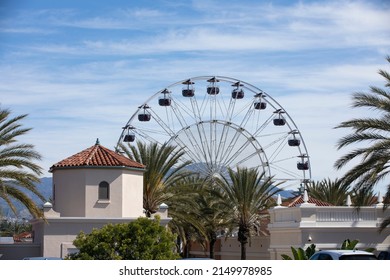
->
[282,195,334,207]
[49,143,145,171]
[14,232,32,242]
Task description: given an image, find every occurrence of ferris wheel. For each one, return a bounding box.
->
[116,76,311,189]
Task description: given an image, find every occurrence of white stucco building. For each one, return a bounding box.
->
[189,192,390,259]
[267,191,390,259]
[30,140,170,258]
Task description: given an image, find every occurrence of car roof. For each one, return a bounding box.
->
[23,257,63,260]
[317,250,373,255]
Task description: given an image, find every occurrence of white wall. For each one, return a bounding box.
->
[53,169,86,217]
[121,169,144,218]
[52,167,144,218]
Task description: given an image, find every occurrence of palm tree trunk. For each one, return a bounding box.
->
[238,226,249,260]
[183,231,191,258]
[209,239,217,259]
[183,242,189,258]
[208,231,217,259]
[240,241,247,260]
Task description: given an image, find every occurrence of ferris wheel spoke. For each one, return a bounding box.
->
[198,91,211,120]
[171,121,209,166]
[171,134,205,164]
[210,121,215,166]
[199,123,215,164]
[271,155,299,165]
[214,121,233,166]
[216,98,266,168]
[216,92,231,120]
[253,115,275,137]
[261,133,290,162]
[184,125,216,164]
[171,93,214,164]
[232,147,266,169]
[236,100,257,129]
[215,97,245,162]
[209,121,218,166]
[268,162,303,180]
[191,122,208,162]
[133,128,166,146]
[223,135,256,167]
[170,97,197,125]
[211,95,227,166]
[149,108,178,139]
[191,96,204,123]
[225,98,236,122]
[224,143,253,168]
[187,94,215,164]
[162,124,208,165]
[217,127,247,166]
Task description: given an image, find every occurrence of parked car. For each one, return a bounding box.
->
[23,257,63,260]
[309,250,377,260]
[377,251,390,260]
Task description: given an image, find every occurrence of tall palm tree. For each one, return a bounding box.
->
[216,167,282,260]
[166,175,232,259]
[334,55,390,230]
[165,175,206,258]
[0,107,44,218]
[118,141,192,217]
[306,178,350,205]
[194,184,232,259]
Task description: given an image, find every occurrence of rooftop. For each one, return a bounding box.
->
[282,195,334,207]
[49,140,145,172]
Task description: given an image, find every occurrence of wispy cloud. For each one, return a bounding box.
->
[2,0,386,57]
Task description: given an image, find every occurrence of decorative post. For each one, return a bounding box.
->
[376,191,384,208]
[277,194,282,206]
[346,195,352,207]
[303,190,309,203]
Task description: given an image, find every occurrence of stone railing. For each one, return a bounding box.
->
[316,208,377,222]
[270,191,388,225]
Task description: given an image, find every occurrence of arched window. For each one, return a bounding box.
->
[98,181,110,200]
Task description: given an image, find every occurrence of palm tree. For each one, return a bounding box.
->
[118,141,192,217]
[165,175,206,258]
[306,178,350,205]
[216,167,282,260]
[334,55,390,230]
[167,175,231,259]
[194,184,231,259]
[0,107,44,218]
[350,186,377,206]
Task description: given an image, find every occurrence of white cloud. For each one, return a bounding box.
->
[6,0,387,57]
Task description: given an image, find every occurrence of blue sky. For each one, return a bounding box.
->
[1,0,390,194]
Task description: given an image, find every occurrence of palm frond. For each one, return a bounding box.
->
[0,107,44,218]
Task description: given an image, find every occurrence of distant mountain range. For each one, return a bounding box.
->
[34,177,53,201]
[0,177,52,219]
